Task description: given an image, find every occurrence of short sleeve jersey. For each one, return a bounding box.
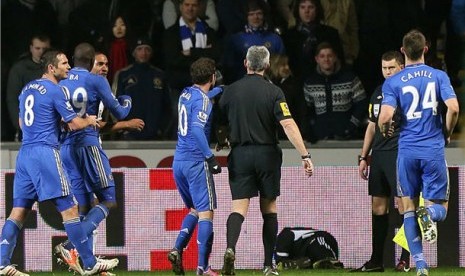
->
[219,74,292,146]
[59,67,130,146]
[19,78,77,147]
[381,63,457,159]
[174,86,213,161]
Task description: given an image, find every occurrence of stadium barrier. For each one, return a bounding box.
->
[0,166,464,272]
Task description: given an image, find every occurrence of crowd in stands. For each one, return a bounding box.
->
[1,0,464,142]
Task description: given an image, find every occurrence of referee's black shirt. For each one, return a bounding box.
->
[219,74,293,146]
[370,85,400,151]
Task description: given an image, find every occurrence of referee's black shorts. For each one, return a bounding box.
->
[227,144,282,200]
[368,150,398,197]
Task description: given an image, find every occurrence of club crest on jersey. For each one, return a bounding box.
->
[280,102,291,116]
[153,77,163,89]
[197,111,208,123]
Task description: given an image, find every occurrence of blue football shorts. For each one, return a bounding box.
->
[60,144,115,200]
[172,160,217,212]
[14,145,72,202]
[396,156,449,201]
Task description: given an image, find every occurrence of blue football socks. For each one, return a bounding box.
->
[175,212,199,251]
[404,211,427,270]
[427,204,447,222]
[63,217,96,269]
[0,219,21,267]
[197,218,213,270]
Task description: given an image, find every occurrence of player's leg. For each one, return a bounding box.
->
[0,205,32,274]
[1,153,35,272]
[190,160,217,275]
[397,157,428,274]
[420,159,449,225]
[79,146,116,249]
[394,196,411,272]
[56,196,119,275]
[167,160,196,275]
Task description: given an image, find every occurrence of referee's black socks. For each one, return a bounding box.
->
[262,213,278,267]
[226,212,245,252]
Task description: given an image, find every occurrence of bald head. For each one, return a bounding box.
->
[73,43,95,70]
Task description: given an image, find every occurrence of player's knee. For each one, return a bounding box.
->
[102,200,117,210]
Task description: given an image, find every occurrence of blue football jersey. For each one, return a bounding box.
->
[382,63,457,159]
[19,78,77,147]
[174,86,213,161]
[59,67,131,146]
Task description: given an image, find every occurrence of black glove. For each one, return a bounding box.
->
[206,155,222,174]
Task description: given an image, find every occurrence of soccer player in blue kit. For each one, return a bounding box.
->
[0,49,119,276]
[54,43,131,275]
[168,57,222,276]
[378,30,459,276]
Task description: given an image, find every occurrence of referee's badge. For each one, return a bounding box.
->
[280,102,291,116]
[373,104,380,117]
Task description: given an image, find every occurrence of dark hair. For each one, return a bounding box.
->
[294,0,324,24]
[73,43,95,69]
[30,33,51,45]
[191,57,216,85]
[381,51,404,65]
[402,29,426,61]
[40,49,64,73]
[315,41,335,56]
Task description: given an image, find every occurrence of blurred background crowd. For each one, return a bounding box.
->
[1,0,464,143]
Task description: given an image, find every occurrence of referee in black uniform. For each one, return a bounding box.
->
[219,45,313,276]
[352,51,410,273]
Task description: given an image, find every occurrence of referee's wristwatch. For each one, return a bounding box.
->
[301,153,311,160]
[359,156,367,163]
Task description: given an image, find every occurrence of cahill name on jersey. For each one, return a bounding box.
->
[381,64,457,159]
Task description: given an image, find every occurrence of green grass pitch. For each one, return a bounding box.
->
[32,267,465,275]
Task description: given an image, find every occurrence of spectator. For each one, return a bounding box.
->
[163,0,221,138]
[163,0,219,31]
[107,15,132,85]
[282,0,343,80]
[223,0,285,83]
[1,0,58,66]
[114,37,171,140]
[267,54,306,139]
[320,0,359,66]
[303,42,367,142]
[6,33,51,141]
